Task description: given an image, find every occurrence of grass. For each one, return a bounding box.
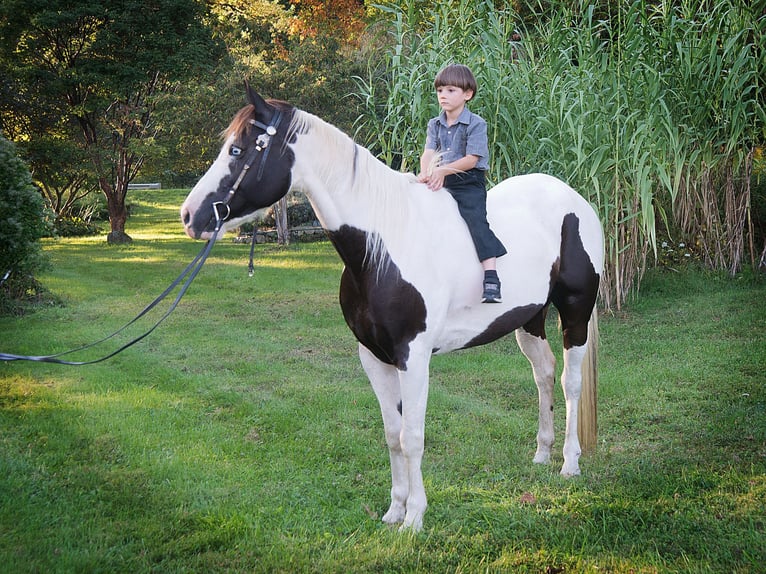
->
[1,188,765,573]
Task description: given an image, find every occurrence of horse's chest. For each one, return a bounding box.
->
[328,225,427,371]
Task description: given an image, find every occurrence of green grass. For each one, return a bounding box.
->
[1,189,764,573]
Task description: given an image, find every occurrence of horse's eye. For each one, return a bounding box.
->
[229,145,243,157]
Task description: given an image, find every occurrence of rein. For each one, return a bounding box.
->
[0,214,224,365]
[1,108,282,365]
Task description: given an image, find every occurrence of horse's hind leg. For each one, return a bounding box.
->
[515,308,556,466]
[358,344,408,526]
[559,343,587,476]
[551,212,600,476]
[554,290,597,476]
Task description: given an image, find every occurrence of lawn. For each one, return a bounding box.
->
[1,189,764,573]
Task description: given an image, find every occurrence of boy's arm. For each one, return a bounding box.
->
[420,154,479,191]
[439,154,479,175]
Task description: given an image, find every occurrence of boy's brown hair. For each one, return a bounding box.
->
[434,64,478,98]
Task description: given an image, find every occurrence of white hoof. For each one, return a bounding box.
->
[533,451,551,464]
[560,464,581,477]
[399,512,424,532]
[381,504,406,525]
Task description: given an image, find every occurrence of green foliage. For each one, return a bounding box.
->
[0,0,226,240]
[51,216,103,238]
[0,134,49,311]
[354,0,765,310]
[143,1,370,187]
[0,193,763,572]
[257,33,369,137]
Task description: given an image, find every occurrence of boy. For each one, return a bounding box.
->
[417,63,507,303]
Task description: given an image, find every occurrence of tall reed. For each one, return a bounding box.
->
[354,0,764,310]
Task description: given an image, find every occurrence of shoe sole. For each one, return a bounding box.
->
[481,297,502,304]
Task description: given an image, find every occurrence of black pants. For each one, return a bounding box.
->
[444,169,507,261]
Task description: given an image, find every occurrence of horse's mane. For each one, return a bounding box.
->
[288,109,417,265]
[223,100,294,141]
[223,102,417,265]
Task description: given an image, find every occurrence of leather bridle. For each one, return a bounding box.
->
[212,109,283,225]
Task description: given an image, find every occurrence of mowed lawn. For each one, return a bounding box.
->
[1,189,764,573]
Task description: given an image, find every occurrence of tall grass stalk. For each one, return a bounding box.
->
[354,0,764,310]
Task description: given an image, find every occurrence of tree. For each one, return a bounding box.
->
[0,0,224,243]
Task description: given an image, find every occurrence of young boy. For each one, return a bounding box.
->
[417,63,507,303]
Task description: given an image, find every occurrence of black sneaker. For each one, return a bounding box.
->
[481,280,502,303]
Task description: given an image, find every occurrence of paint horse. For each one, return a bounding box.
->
[181,86,604,531]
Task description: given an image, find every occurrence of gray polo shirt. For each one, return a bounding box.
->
[425,107,490,171]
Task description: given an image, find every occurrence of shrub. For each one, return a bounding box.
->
[0,134,49,312]
[246,192,319,230]
[51,215,102,238]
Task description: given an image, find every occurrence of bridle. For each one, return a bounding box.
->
[212,108,283,225]
[211,107,284,276]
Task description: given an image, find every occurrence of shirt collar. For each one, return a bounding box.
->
[438,106,472,127]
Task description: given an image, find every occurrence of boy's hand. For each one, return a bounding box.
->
[417,169,445,191]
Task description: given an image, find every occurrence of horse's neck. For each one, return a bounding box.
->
[291,112,412,245]
[290,115,356,229]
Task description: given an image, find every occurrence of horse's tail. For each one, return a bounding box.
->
[578,305,599,454]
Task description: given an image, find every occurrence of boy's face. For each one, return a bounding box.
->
[436,85,473,114]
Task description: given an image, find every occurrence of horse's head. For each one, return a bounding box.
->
[181,84,296,240]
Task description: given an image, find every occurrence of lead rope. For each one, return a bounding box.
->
[1,109,282,363]
[0,209,226,365]
[248,222,258,277]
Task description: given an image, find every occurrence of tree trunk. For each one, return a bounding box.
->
[101,178,132,244]
[274,196,289,245]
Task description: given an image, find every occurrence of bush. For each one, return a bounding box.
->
[0,134,49,312]
[51,215,102,238]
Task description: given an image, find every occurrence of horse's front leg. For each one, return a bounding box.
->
[395,350,430,531]
[560,344,587,476]
[359,343,431,531]
[358,344,407,526]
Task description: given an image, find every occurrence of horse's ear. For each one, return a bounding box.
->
[244,81,268,112]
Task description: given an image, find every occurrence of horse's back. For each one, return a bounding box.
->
[488,174,604,274]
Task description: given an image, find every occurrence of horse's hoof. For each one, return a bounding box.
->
[381,506,406,525]
[399,514,424,533]
[560,465,581,477]
[533,452,551,464]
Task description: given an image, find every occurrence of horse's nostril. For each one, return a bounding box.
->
[182,208,190,225]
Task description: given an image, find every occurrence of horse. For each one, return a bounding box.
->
[180,85,604,531]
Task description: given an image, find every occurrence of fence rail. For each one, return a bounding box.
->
[127,183,161,190]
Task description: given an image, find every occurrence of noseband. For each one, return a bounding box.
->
[212,108,283,223]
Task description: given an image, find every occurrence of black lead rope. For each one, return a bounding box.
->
[248,222,258,277]
[2,109,282,365]
[0,220,224,365]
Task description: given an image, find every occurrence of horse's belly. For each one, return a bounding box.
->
[431,300,545,353]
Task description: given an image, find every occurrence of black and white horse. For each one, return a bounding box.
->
[181,86,603,531]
